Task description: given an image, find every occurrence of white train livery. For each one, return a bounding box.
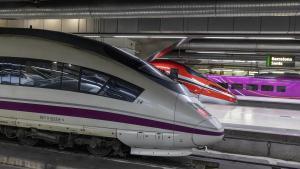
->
[0,28,224,156]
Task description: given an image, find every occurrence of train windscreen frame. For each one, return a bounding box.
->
[103,46,190,96]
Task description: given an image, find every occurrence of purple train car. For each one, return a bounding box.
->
[205,74,300,100]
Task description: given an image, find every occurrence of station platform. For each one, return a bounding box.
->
[237,96,300,105]
[203,102,300,162]
[204,103,300,136]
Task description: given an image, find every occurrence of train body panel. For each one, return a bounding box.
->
[0,28,224,156]
[0,85,178,149]
[0,35,178,122]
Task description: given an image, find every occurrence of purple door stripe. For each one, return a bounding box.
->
[0,100,223,136]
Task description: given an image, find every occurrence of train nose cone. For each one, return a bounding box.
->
[199,117,223,130]
[192,117,224,146]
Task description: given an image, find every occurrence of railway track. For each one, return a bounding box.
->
[190,150,300,169]
[0,137,191,169]
[0,133,299,169]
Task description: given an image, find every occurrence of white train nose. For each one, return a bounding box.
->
[199,117,223,130]
[192,117,224,146]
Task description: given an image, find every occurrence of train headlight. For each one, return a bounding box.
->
[190,103,211,118]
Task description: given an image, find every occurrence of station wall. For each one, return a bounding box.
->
[1,16,300,34]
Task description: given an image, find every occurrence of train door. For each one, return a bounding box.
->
[116,89,177,149]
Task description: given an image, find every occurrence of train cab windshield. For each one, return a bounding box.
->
[185,66,208,80]
[104,46,189,95]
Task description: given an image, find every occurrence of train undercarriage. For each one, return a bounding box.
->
[0,125,130,157]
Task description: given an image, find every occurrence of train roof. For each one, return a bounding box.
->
[0,28,158,77]
[0,27,124,62]
[0,28,187,95]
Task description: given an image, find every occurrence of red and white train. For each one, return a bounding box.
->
[151,59,237,104]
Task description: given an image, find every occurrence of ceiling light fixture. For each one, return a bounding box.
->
[83,35,101,38]
[187,50,257,55]
[201,36,295,40]
[194,51,226,54]
[234,60,246,63]
[113,35,187,39]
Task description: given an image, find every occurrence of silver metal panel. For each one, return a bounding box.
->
[131,148,192,156]
[208,17,234,32]
[161,18,184,32]
[234,17,260,32]
[78,19,87,33]
[62,19,79,33]
[138,18,161,32]
[104,19,118,33]
[26,20,44,29]
[86,18,95,33]
[0,20,7,27]
[261,16,289,32]
[93,18,101,33]
[43,19,61,32]
[184,18,208,32]
[174,132,194,148]
[294,16,300,32]
[117,130,175,149]
[7,20,25,28]
[117,18,138,33]
[289,16,296,33]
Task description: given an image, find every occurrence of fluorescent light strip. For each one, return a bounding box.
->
[212,69,233,72]
[205,59,258,63]
[234,60,246,63]
[195,51,227,54]
[113,35,187,39]
[233,70,245,73]
[83,35,101,38]
[202,36,295,40]
[188,50,257,55]
[227,52,257,55]
[83,35,187,39]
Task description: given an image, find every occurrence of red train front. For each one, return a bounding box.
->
[150,60,237,104]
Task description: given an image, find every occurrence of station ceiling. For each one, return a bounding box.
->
[0,0,300,19]
[1,0,300,35]
[0,0,300,64]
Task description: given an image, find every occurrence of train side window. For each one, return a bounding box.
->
[231,83,243,90]
[0,58,21,85]
[277,86,286,92]
[217,83,228,89]
[20,60,63,89]
[80,68,110,94]
[99,77,144,102]
[261,85,274,91]
[61,64,80,92]
[0,56,144,102]
[246,84,258,91]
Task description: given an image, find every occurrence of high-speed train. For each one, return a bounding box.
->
[151,59,237,104]
[207,73,300,100]
[0,28,224,157]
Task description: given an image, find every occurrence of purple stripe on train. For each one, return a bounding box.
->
[0,100,223,136]
[205,74,300,99]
